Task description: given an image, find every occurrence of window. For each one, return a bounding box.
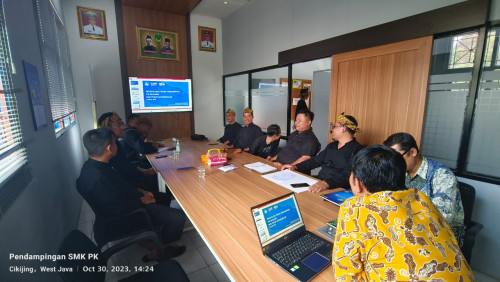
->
[224,66,290,137]
[223,58,332,140]
[448,31,498,69]
[421,33,476,168]
[0,0,30,214]
[449,32,478,69]
[224,74,248,126]
[422,28,500,182]
[251,67,288,135]
[35,0,77,137]
[466,27,500,177]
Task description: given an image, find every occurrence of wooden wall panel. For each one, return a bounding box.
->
[121,4,192,139]
[121,0,199,15]
[329,36,433,146]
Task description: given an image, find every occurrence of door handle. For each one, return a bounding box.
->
[329,122,333,134]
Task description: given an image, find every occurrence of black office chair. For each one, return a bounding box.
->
[57,229,189,282]
[458,181,483,263]
[80,197,166,261]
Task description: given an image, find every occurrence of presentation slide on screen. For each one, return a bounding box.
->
[129,78,192,113]
[263,197,300,236]
[253,196,302,246]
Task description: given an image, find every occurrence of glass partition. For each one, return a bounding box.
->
[466,27,500,176]
[251,67,288,135]
[222,28,500,183]
[292,58,332,151]
[421,31,478,169]
[225,74,248,125]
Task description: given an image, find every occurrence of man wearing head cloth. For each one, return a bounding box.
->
[82,11,104,36]
[282,112,363,192]
[218,109,241,146]
[161,38,173,55]
[234,108,263,151]
[144,35,156,52]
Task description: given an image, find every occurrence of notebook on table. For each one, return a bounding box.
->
[244,162,277,174]
[250,193,333,281]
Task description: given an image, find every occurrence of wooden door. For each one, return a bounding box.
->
[329,36,433,146]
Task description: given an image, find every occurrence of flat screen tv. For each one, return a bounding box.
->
[129,77,193,113]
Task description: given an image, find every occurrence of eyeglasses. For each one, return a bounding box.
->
[400,148,411,156]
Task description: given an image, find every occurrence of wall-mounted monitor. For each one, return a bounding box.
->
[129,77,193,113]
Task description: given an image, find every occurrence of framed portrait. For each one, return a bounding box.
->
[77,6,107,41]
[198,26,216,52]
[293,79,302,89]
[137,27,179,61]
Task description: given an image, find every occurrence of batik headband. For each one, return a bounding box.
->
[337,112,362,134]
[99,112,122,128]
[243,107,253,115]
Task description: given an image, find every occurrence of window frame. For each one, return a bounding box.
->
[223,64,293,139]
[34,0,77,137]
[0,0,31,217]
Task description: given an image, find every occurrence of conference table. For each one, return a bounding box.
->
[147,138,340,281]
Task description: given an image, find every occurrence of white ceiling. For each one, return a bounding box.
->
[190,0,250,19]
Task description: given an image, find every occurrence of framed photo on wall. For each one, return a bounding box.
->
[23,61,48,130]
[77,6,107,40]
[198,26,216,52]
[137,27,179,61]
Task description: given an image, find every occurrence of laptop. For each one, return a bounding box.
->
[250,192,333,281]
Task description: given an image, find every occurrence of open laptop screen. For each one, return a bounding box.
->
[251,193,305,247]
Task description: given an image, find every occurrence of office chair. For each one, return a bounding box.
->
[83,199,166,261]
[57,229,189,282]
[458,181,483,263]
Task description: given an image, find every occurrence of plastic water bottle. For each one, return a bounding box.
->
[175,139,181,153]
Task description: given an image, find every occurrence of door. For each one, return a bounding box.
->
[329,36,433,146]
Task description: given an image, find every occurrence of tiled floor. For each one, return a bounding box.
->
[77,200,230,282]
[78,200,500,282]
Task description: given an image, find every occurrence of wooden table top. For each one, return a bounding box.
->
[148,138,339,281]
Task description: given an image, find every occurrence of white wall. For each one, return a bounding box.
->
[222,0,465,75]
[491,0,500,20]
[189,14,224,140]
[63,0,125,137]
[458,177,500,279]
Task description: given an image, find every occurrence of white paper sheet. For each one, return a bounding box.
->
[261,170,318,193]
[244,162,277,174]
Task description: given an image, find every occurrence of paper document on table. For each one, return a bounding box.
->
[244,162,277,174]
[261,170,318,193]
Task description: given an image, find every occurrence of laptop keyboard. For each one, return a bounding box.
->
[271,233,326,267]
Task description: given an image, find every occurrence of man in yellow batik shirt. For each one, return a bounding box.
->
[333,145,473,281]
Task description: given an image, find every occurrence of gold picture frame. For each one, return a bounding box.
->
[77,6,108,41]
[198,26,216,52]
[137,27,179,61]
